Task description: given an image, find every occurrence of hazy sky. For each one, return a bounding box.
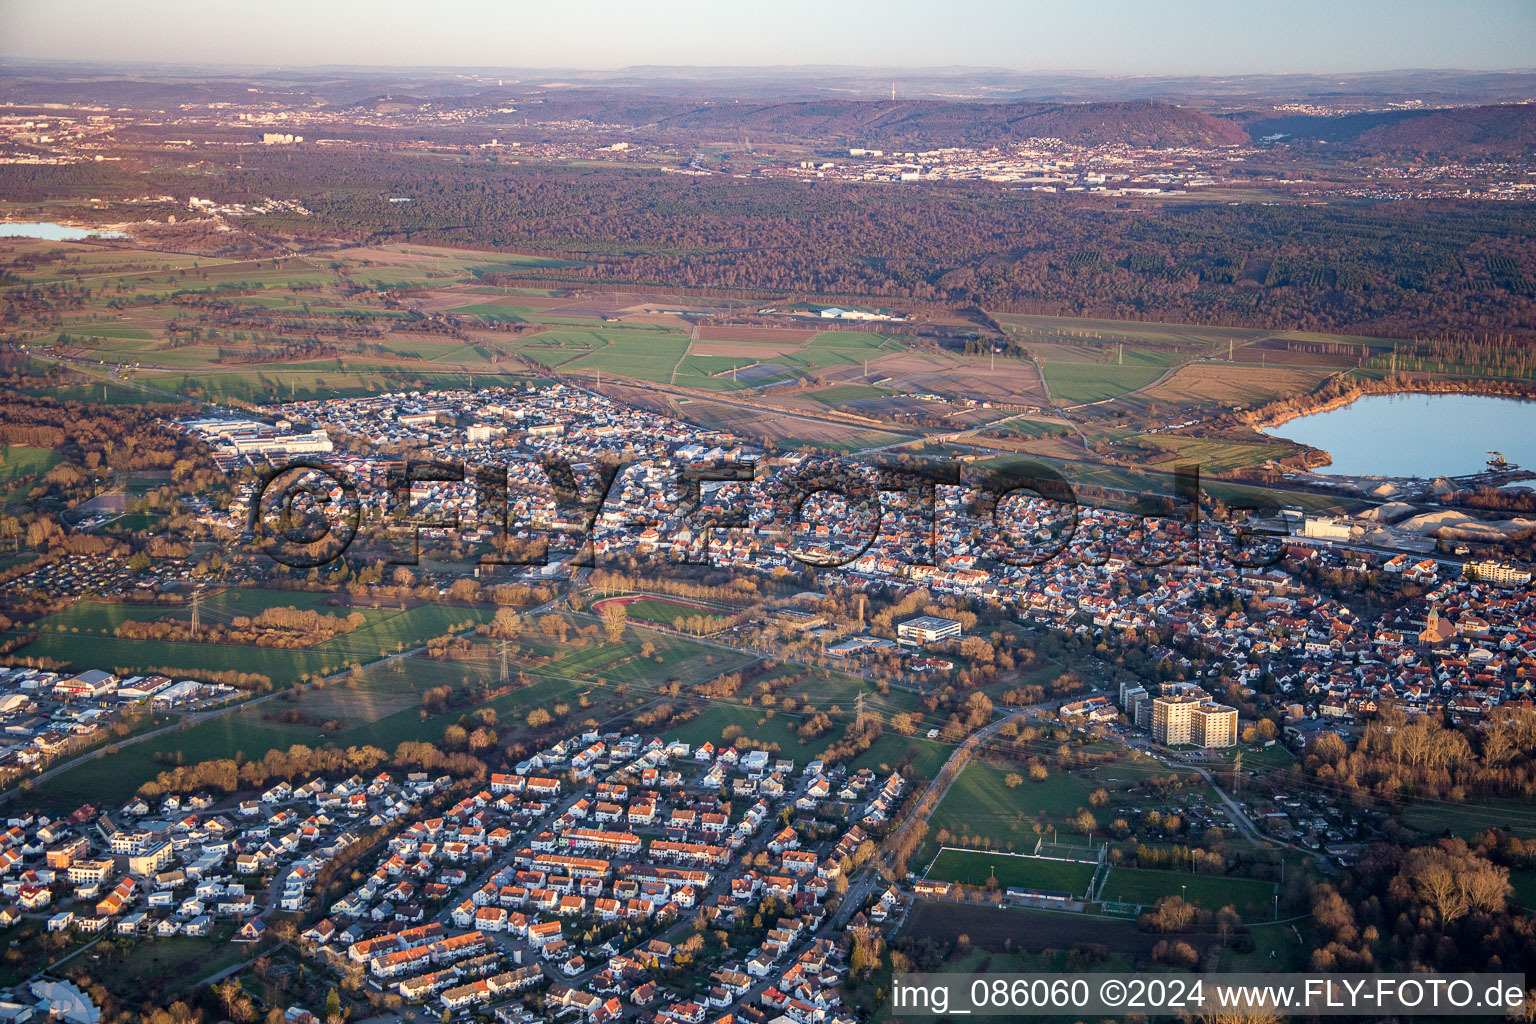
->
[3,0,1534,75]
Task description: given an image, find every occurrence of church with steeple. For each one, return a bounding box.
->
[1418,606,1454,646]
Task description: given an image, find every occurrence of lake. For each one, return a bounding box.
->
[0,221,126,240]
[1264,392,1536,477]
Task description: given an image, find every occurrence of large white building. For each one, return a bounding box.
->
[1463,559,1533,587]
[179,417,333,457]
[896,615,963,646]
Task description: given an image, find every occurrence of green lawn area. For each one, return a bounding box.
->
[922,759,1098,861]
[926,848,1097,896]
[1223,742,1296,771]
[1099,867,1276,919]
[512,628,756,692]
[665,703,833,757]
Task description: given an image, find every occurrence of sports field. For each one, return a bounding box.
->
[594,596,731,632]
[927,848,1097,896]
[1098,867,1276,918]
[921,759,1097,861]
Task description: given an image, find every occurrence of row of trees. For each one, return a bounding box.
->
[1306,704,1536,804]
[136,740,486,798]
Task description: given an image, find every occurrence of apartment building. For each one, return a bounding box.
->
[1152,693,1238,748]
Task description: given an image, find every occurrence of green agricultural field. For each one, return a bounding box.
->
[806,384,896,405]
[921,760,1097,861]
[340,245,581,278]
[1041,360,1165,405]
[927,848,1097,895]
[773,430,911,453]
[671,355,764,389]
[1131,435,1291,473]
[991,417,1072,439]
[116,265,338,299]
[447,302,548,323]
[20,377,152,405]
[1,246,222,287]
[509,327,691,381]
[800,330,908,366]
[563,331,691,381]
[55,324,153,340]
[135,365,528,402]
[1098,867,1276,919]
[996,312,1262,352]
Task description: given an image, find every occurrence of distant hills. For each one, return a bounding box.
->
[3,60,1533,156]
[1244,103,1536,155]
[635,99,1251,149]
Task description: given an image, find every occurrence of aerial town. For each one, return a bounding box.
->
[3,9,1536,1022]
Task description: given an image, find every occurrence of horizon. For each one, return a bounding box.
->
[6,57,1536,78]
[4,0,1535,77]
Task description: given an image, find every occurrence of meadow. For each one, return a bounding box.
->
[15,592,495,686]
[0,446,64,504]
[26,622,752,810]
[1400,796,1536,839]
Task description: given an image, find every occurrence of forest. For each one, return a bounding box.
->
[103,151,1536,343]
